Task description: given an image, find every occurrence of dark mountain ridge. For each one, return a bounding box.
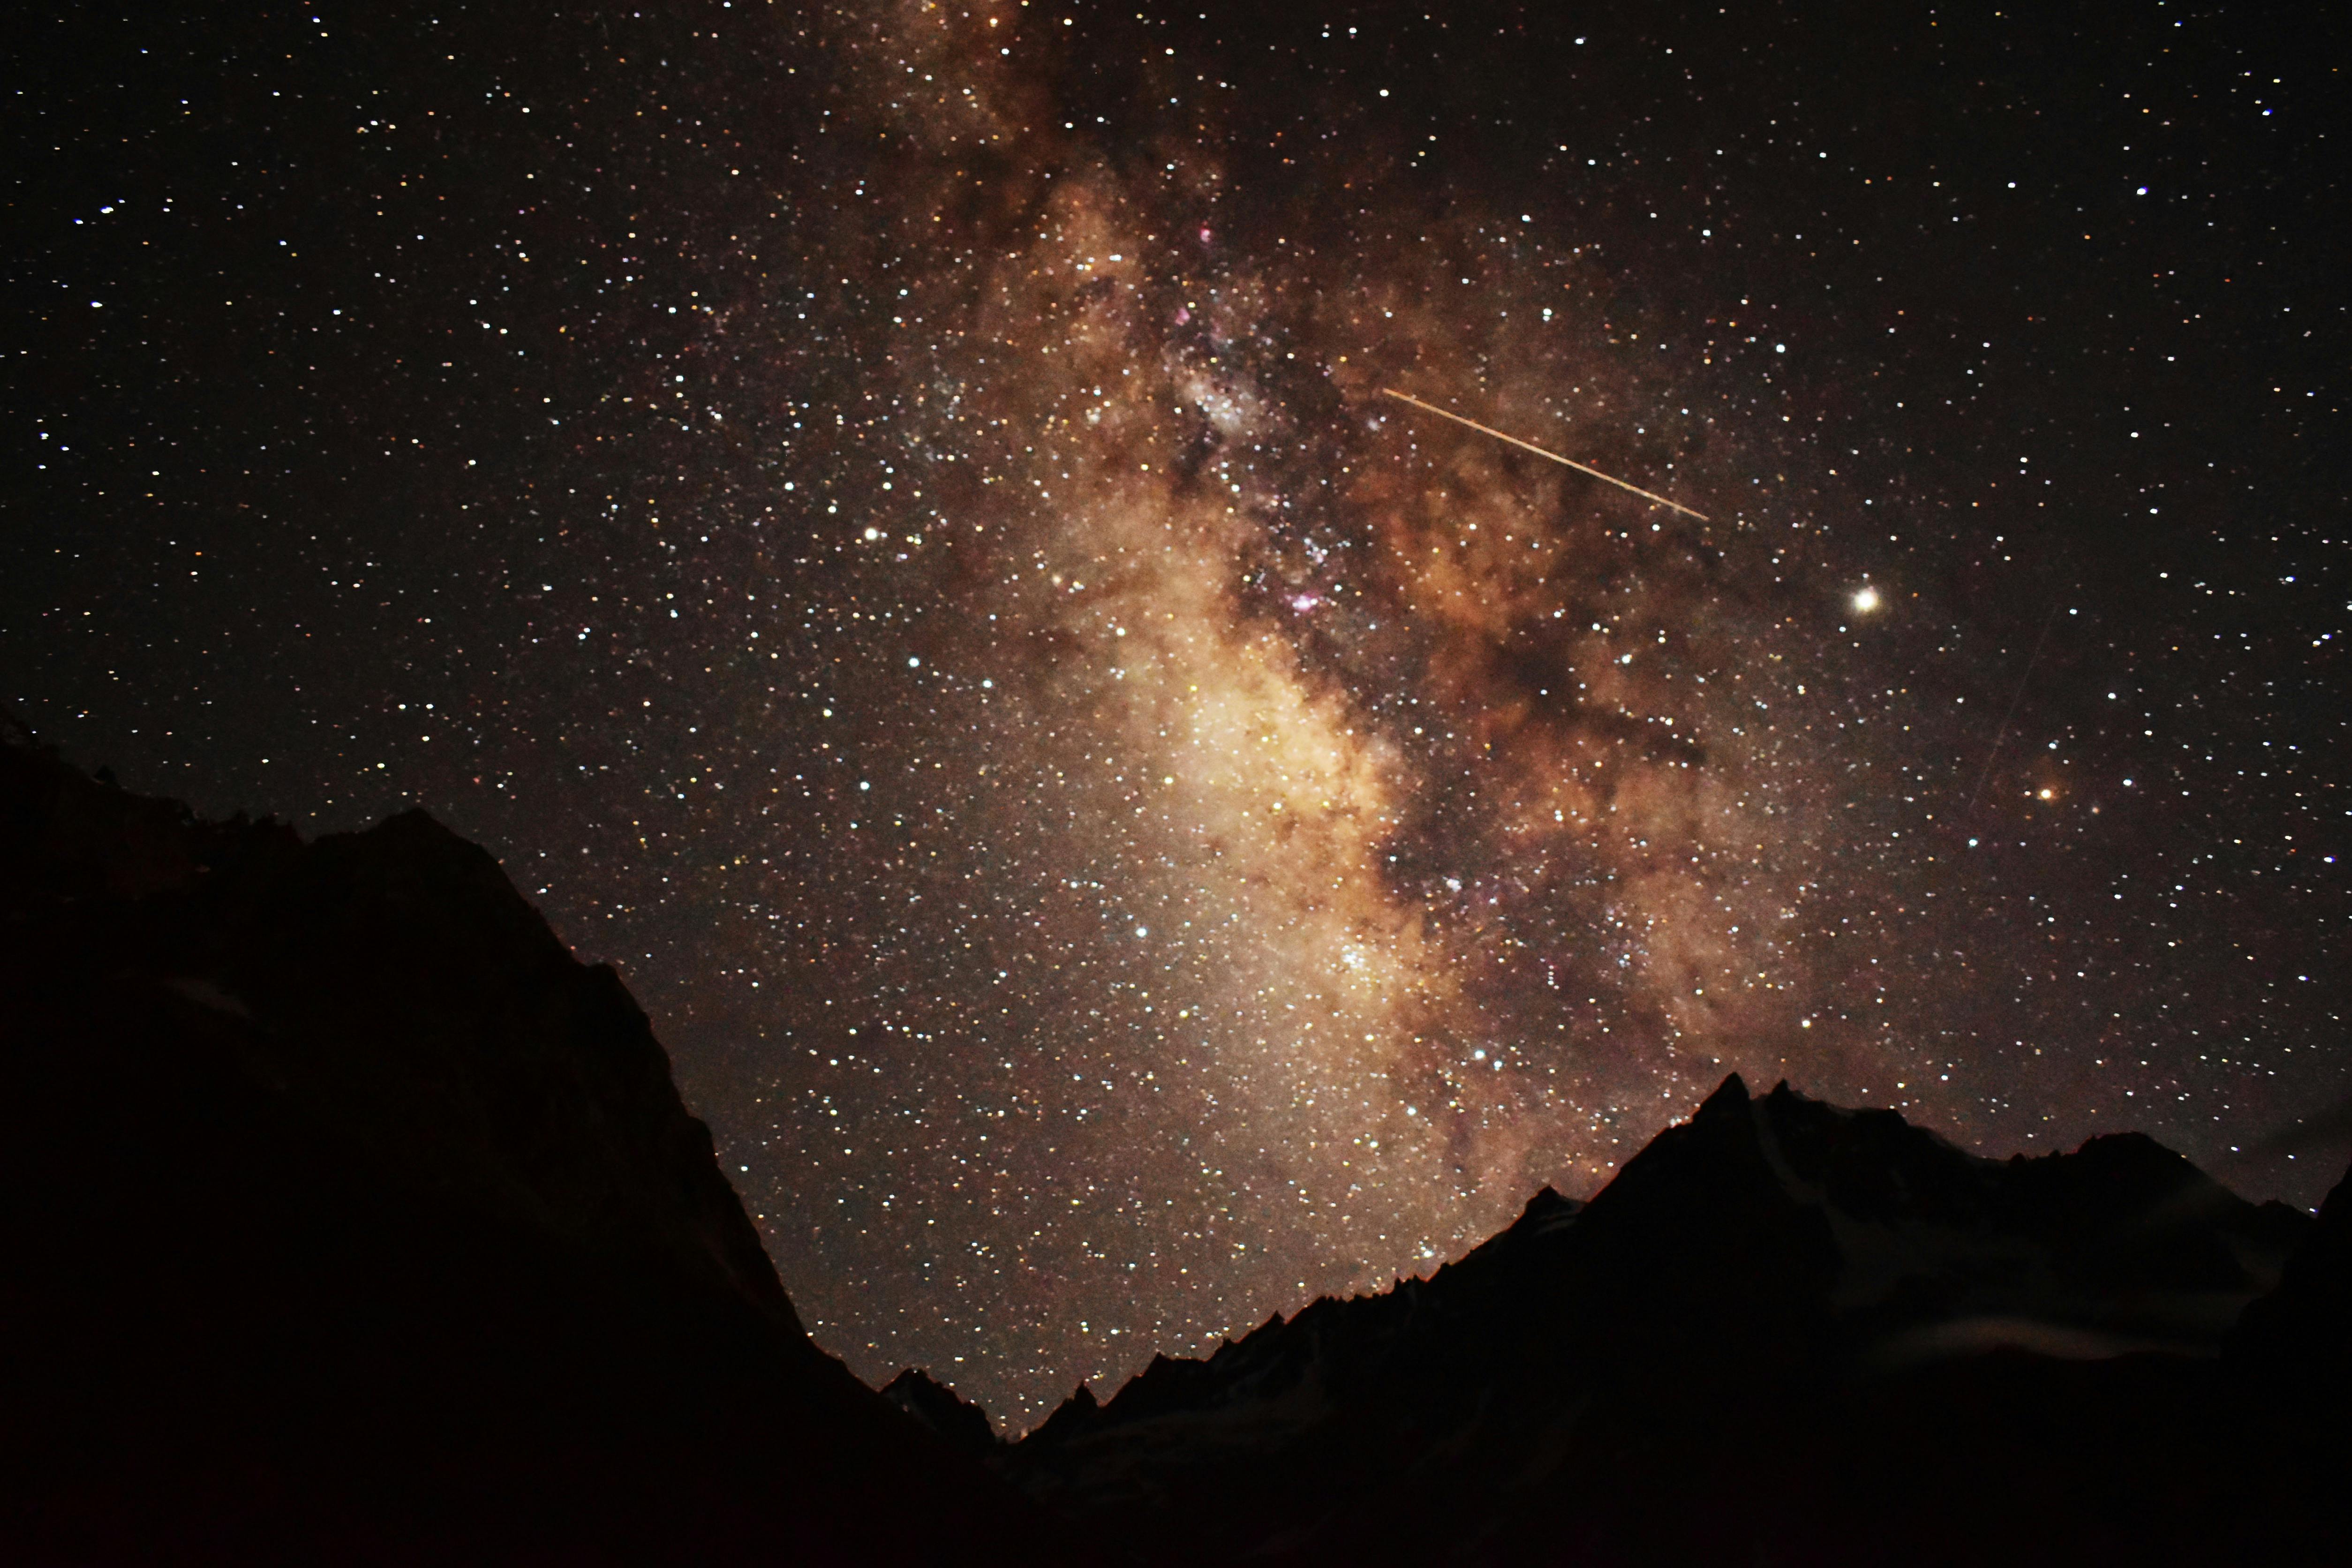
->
[7,727,2348,1564]
[986,1076,2351,1564]
[0,729,1060,1563]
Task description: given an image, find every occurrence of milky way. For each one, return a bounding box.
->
[9,2,2344,1425]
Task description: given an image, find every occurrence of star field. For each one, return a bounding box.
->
[6,0,2345,1426]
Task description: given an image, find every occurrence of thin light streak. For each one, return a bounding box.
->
[1967,602,2063,814]
[1381,388,1709,521]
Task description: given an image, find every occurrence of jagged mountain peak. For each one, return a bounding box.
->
[883,1367,1001,1455]
[1498,1182,1585,1245]
[1698,1067,1754,1114]
[0,735,1061,1562]
[991,1075,2336,1563]
[5,738,798,1332]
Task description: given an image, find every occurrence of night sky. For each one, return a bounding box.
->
[8,0,2346,1426]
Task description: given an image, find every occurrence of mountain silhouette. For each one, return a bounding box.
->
[992,1075,2351,1564]
[6,726,2347,1565]
[0,728,1061,1564]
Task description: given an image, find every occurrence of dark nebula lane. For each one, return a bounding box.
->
[7,0,2344,1427]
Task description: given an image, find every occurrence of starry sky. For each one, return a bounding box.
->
[8,0,2346,1426]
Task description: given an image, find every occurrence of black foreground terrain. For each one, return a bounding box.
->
[0,730,1061,1565]
[984,1074,2352,1565]
[4,727,2347,1565]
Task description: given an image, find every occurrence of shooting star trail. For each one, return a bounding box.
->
[1967,602,2063,814]
[1381,388,1709,521]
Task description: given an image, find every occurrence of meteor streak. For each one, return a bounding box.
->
[1381,388,1709,521]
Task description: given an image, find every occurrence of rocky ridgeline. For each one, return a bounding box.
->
[0,729,1059,1564]
[7,727,2347,1565]
[970,1073,2352,1562]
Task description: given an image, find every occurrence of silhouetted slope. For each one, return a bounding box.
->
[1002,1075,2345,1566]
[2234,1159,2352,1396]
[12,724,2344,1565]
[882,1368,1002,1456]
[0,731,1059,1564]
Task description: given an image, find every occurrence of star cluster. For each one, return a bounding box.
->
[6,0,2343,1425]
